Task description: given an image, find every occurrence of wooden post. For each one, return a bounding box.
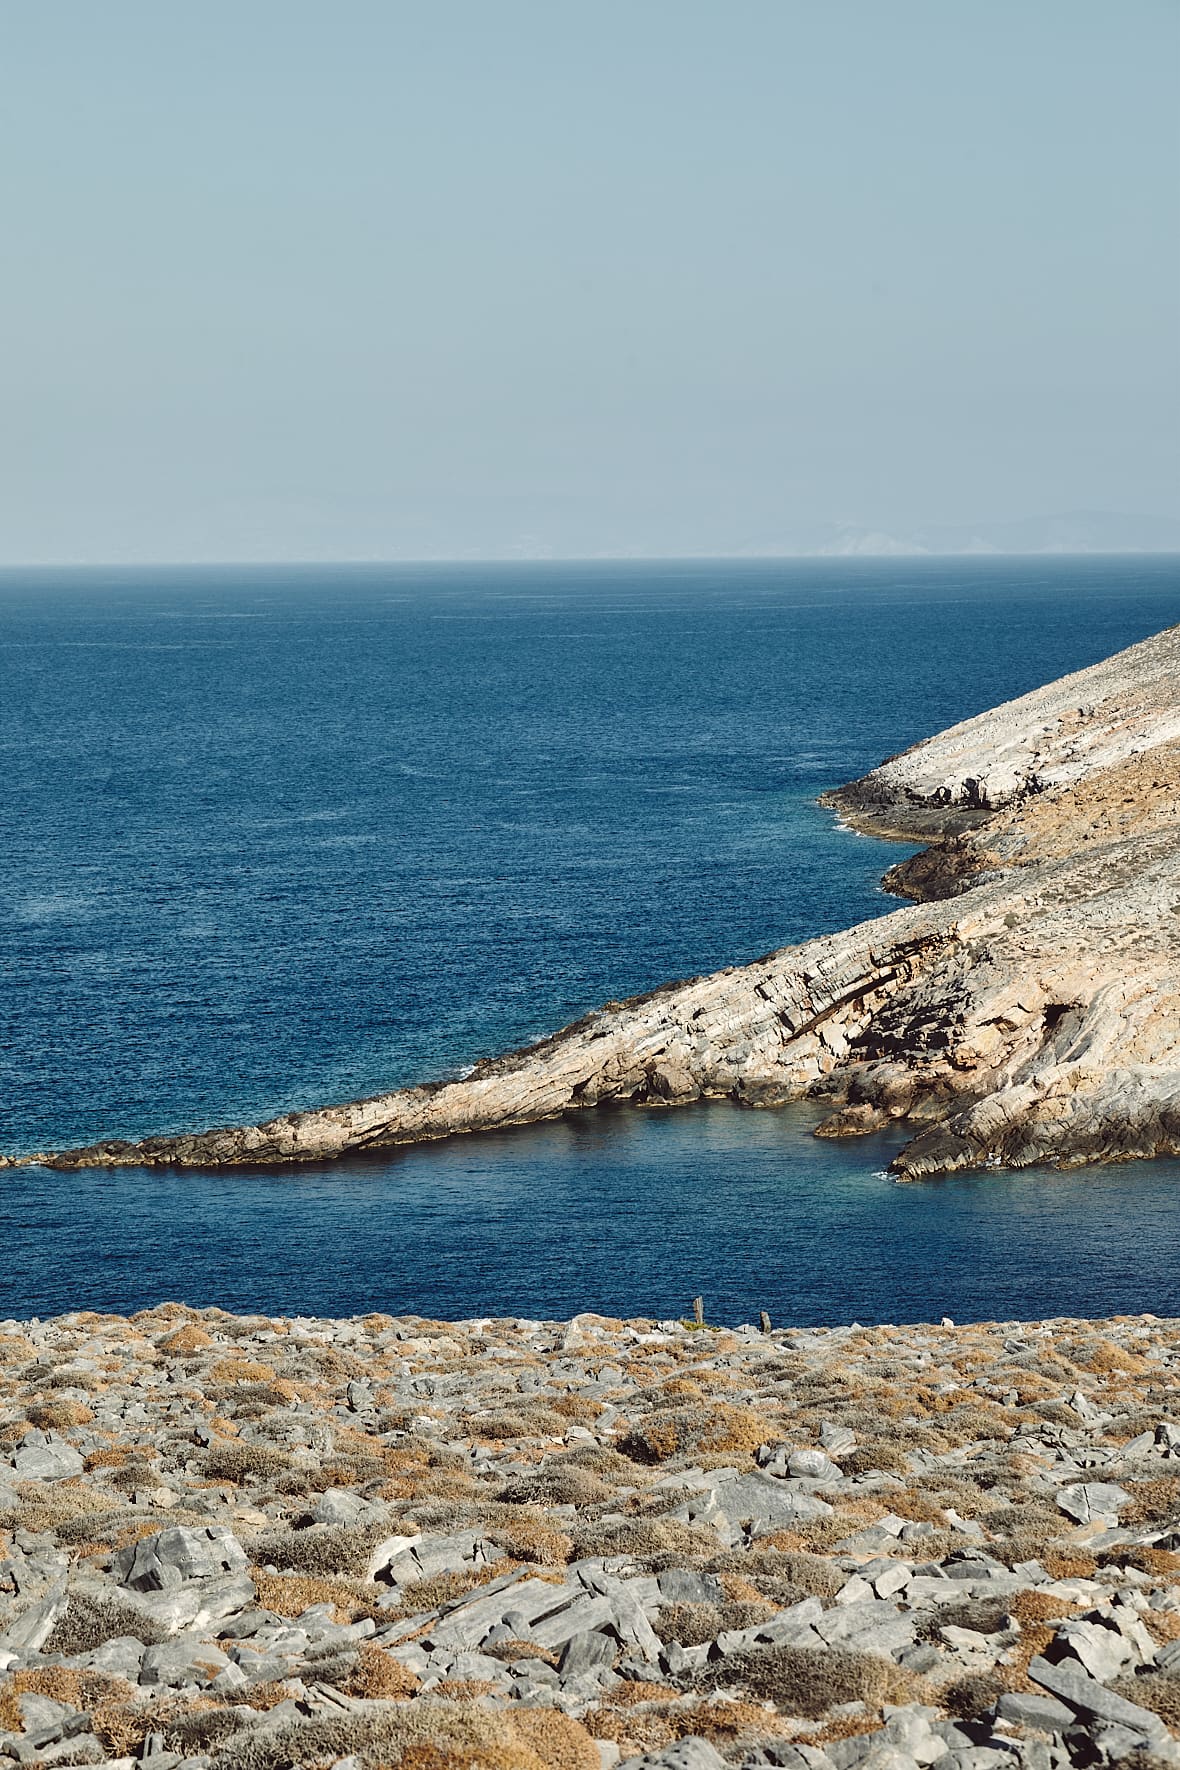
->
[759,1310,772,1334]
[692,1295,704,1326]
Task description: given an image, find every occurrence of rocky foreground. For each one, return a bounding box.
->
[10,622,1180,1181]
[5,1308,1180,1768]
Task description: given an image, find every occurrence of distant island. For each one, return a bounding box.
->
[9,621,1180,1179]
[725,511,1180,559]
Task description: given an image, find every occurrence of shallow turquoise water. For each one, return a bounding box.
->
[2,555,1178,1322]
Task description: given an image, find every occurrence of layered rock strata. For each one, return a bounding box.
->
[5,1304,1180,1768]
[8,623,1180,1180]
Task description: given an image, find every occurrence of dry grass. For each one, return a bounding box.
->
[1124,1478,1180,1526]
[25,1397,93,1429]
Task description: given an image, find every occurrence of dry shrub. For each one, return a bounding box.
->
[483,1638,559,1665]
[343,1640,420,1700]
[491,1513,572,1566]
[1111,1671,1180,1729]
[203,1698,579,1770]
[84,1446,131,1470]
[1143,1611,1180,1646]
[464,1404,568,1441]
[842,1442,911,1477]
[43,1590,169,1655]
[696,1644,925,1716]
[25,1397,93,1429]
[938,1668,1009,1718]
[396,1563,514,1615]
[158,1324,214,1354]
[251,1568,379,1623]
[620,1402,771,1464]
[1072,1336,1149,1376]
[1124,1478,1180,1526]
[498,1465,611,1508]
[1102,1545,1180,1578]
[1040,1549,1097,1579]
[201,1442,294,1483]
[0,1667,136,1735]
[654,1598,777,1646]
[551,1394,605,1423]
[251,1521,391,1577]
[570,1516,718,1563]
[208,1357,277,1385]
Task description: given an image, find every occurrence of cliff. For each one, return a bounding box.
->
[8,623,1180,1180]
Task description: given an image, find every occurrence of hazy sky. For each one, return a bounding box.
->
[1,1,1177,561]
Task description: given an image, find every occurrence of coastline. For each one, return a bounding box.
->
[6,621,1180,1181]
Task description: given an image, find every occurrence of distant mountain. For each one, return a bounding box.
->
[735,512,1180,559]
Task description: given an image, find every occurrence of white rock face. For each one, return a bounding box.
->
[9,622,1180,1181]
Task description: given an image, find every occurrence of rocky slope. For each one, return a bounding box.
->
[7,623,1180,1181]
[5,1303,1180,1769]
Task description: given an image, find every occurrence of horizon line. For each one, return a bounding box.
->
[2,547,1180,571]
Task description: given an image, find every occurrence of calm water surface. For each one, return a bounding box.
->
[2,557,1178,1322]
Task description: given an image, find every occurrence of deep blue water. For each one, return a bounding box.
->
[2,556,1179,1323]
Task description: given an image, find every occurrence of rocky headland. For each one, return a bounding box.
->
[9,621,1180,1181]
[6,1304,1180,1768]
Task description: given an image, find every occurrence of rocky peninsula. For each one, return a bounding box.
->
[9,621,1180,1181]
[6,1302,1180,1769]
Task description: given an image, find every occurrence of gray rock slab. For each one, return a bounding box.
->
[1054,1482,1131,1524]
[0,1579,67,1654]
[130,1568,257,1636]
[655,1569,726,1605]
[622,1739,727,1770]
[140,1639,234,1688]
[113,1524,247,1591]
[1028,1652,1167,1738]
[995,1690,1074,1731]
[10,1442,84,1481]
[1049,1617,1136,1682]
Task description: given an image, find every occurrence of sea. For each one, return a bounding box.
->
[2,555,1179,1325]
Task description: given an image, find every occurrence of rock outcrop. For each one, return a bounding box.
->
[5,1301,1180,1767]
[8,623,1180,1180]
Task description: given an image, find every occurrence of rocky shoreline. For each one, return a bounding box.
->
[8,621,1179,1181]
[5,1305,1180,1768]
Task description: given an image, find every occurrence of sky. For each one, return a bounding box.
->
[1,1,1177,562]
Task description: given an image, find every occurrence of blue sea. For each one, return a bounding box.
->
[3,556,1179,1324]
